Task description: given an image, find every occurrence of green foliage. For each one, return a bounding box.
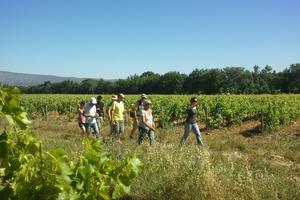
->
[20,93,300,131]
[21,64,300,94]
[0,87,142,199]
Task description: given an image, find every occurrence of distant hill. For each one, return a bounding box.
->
[0,71,89,86]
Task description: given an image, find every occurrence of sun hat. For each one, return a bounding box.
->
[90,97,97,104]
[143,100,152,106]
[190,97,198,103]
[111,95,117,100]
[141,93,147,99]
[118,93,125,98]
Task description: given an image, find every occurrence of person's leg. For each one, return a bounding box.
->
[85,123,90,137]
[117,120,124,143]
[147,130,155,145]
[130,118,138,139]
[100,117,104,132]
[80,123,86,136]
[138,127,146,144]
[191,123,203,145]
[109,124,114,137]
[78,122,84,135]
[90,122,100,138]
[115,121,121,142]
[180,123,192,145]
[120,120,125,134]
[96,118,101,134]
[97,117,104,134]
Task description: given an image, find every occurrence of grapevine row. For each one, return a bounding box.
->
[20,94,300,131]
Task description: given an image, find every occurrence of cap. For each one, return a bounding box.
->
[190,97,198,103]
[111,95,117,100]
[141,93,147,99]
[118,93,125,98]
[90,97,97,104]
[143,100,152,106]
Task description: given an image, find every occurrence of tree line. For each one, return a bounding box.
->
[20,64,300,94]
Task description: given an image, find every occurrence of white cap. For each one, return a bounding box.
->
[90,97,97,104]
[111,95,117,100]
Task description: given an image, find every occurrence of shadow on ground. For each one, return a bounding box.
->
[240,126,262,137]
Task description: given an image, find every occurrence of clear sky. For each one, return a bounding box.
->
[0,0,299,79]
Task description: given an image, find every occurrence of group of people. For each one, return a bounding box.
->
[77,93,203,146]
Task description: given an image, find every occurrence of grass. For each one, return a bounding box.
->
[31,117,300,200]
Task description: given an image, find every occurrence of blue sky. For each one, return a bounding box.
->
[0,0,299,79]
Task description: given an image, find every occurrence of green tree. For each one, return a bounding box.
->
[222,67,254,93]
[80,79,98,94]
[159,71,185,94]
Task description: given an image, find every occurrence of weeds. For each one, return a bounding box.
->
[32,119,300,200]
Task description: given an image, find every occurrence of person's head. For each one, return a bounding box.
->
[97,95,102,102]
[79,101,85,108]
[90,97,97,105]
[77,101,85,109]
[111,95,117,101]
[143,100,152,110]
[140,93,147,102]
[190,97,198,106]
[118,93,125,101]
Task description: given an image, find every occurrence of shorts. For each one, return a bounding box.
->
[113,120,125,134]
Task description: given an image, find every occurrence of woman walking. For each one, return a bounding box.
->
[138,100,156,145]
[180,97,203,146]
[130,93,147,139]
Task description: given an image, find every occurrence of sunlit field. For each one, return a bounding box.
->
[31,113,300,200]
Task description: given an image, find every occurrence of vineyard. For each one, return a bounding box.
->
[1,89,300,199]
[0,88,143,199]
[21,94,300,131]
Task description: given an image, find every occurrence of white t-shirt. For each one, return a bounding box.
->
[84,103,97,123]
[140,110,153,128]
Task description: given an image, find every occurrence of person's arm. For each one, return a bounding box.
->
[107,106,112,121]
[84,113,92,117]
[110,102,116,124]
[133,107,138,121]
[83,109,89,117]
[133,102,138,119]
[151,110,155,129]
[84,112,95,118]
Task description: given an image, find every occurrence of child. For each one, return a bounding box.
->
[77,101,86,136]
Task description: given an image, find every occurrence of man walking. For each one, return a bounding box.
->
[110,93,125,143]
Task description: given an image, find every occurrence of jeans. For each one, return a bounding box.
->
[85,122,100,138]
[138,126,155,145]
[180,123,203,145]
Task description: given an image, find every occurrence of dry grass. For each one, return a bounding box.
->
[31,118,300,200]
